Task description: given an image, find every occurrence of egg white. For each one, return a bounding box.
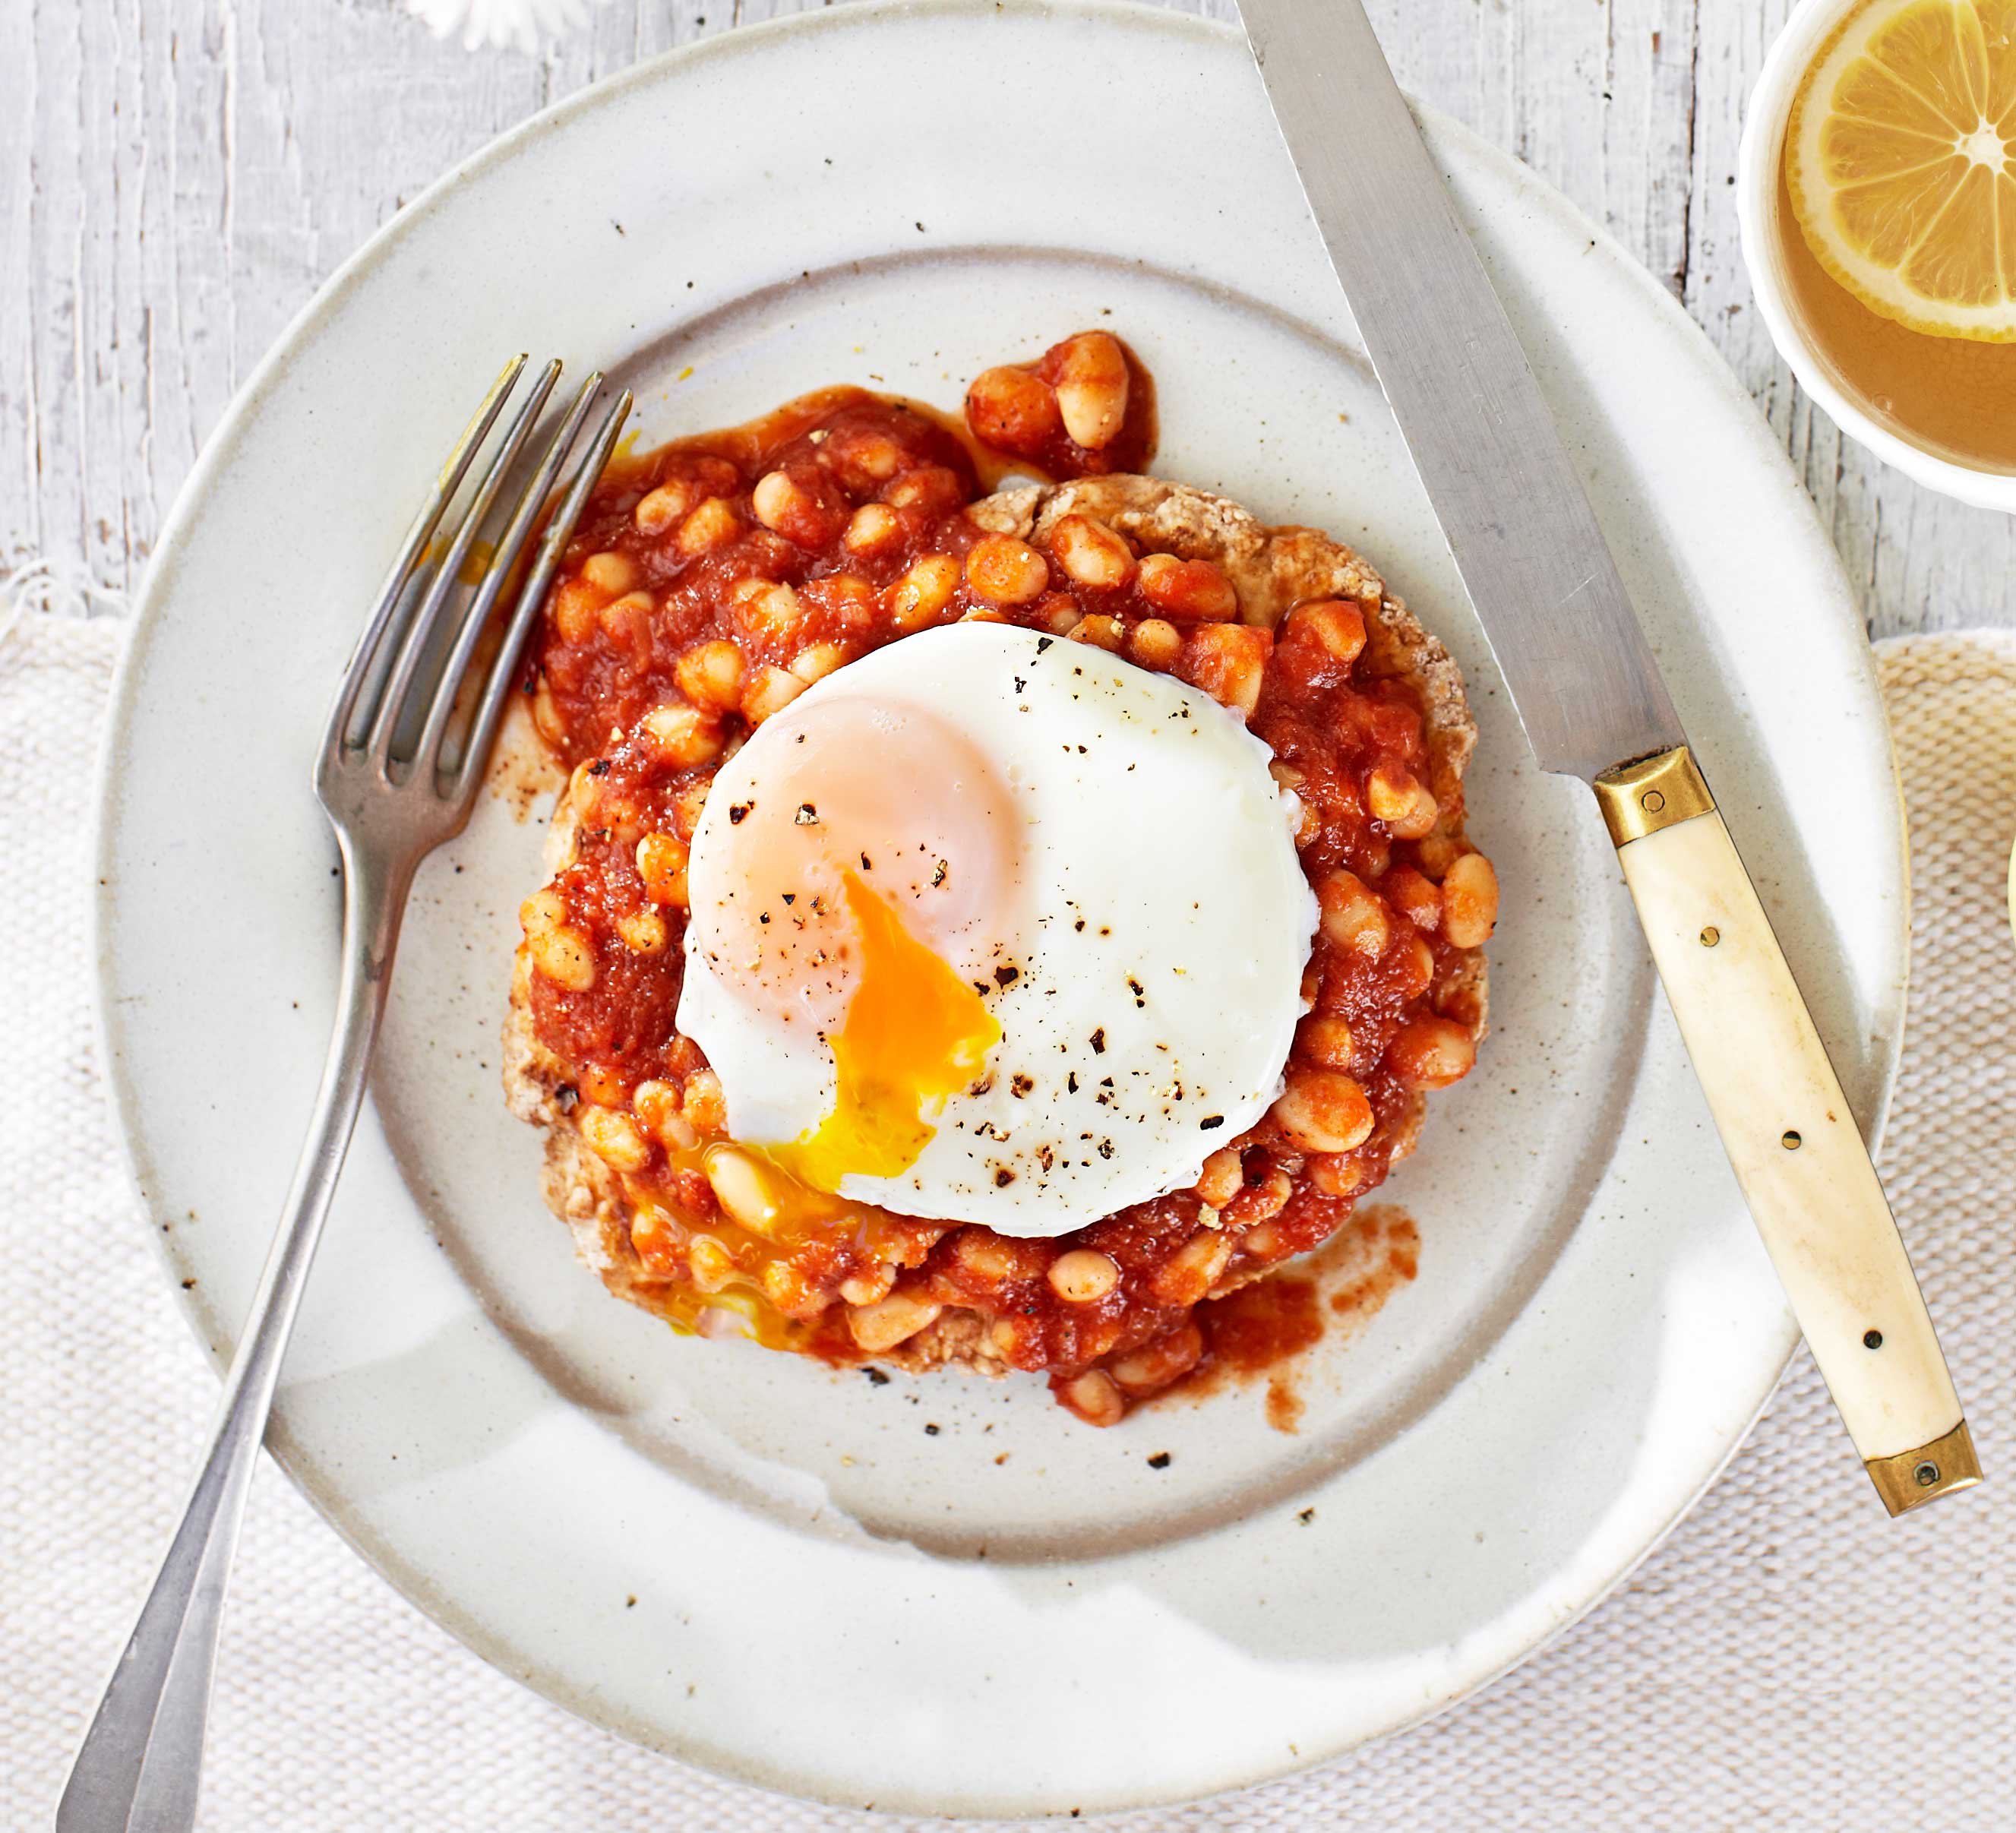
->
[678,621,1317,1237]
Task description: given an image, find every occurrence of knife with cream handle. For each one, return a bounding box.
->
[1236,0,1977,1513]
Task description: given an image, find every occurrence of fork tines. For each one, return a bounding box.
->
[322,356,632,807]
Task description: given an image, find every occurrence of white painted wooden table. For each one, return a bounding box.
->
[3,0,2013,630]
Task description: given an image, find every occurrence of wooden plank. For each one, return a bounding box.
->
[2,0,2009,634]
[0,0,39,564]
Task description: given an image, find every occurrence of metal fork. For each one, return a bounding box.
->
[58,356,632,1833]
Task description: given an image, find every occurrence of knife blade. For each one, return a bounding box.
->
[1237,0,1978,1514]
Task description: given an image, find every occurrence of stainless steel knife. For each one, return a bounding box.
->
[1237,0,1977,1515]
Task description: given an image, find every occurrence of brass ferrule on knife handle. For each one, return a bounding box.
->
[1593,747,1980,1515]
[1592,747,1717,846]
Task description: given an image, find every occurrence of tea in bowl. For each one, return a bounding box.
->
[1740,0,2016,508]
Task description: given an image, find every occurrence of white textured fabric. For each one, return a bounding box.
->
[5,612,2011,1831]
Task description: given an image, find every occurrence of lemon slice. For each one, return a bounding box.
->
[1788,0,2016,340]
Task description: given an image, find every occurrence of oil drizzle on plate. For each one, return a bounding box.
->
[488,696,567,821]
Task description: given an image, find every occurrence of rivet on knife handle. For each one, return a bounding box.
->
[1595,747,1980,1515]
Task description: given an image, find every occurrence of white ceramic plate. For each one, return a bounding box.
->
[96,1,1906,1816]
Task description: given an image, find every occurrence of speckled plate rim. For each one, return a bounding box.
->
[91,0,1906,1816]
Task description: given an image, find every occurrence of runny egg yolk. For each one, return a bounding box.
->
[770,870,1002,1193]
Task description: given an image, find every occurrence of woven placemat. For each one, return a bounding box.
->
[5,611,2009,1830]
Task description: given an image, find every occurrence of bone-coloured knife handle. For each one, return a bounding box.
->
[1594,748,1980,1515]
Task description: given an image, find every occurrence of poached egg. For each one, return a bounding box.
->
[676,621,1315,1236]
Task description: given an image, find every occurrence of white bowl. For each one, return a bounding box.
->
[1737,0,2016,513]
[95,2,1907,1812]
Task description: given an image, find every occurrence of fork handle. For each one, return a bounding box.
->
[58,844,410,1833]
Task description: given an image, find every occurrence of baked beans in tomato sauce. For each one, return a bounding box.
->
[516,328,1494,1422]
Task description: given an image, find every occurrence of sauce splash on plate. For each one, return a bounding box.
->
[1171,1205,1421,1432]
